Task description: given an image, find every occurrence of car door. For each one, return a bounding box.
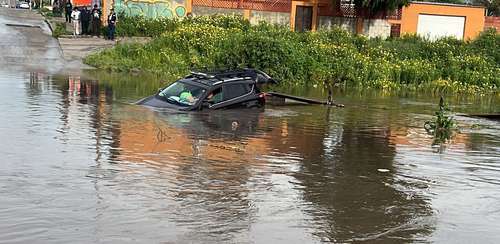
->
[209,83,254,109]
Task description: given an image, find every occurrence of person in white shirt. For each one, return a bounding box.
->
[71,7,81,36]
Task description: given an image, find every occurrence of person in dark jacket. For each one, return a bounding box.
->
[52,0,60,16]
[80,6,90,35]
[91,4,101,37]
[107,8,117,40]
[65,0,72,23]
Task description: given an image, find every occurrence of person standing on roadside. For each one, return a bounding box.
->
[65,0,72,23]
[71,7,81,36]
[91,4,101,37]
[52,0,59,16]
[107,8,117,41]
[80,6,90,35]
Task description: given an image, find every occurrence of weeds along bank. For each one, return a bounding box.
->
[84,15,500,93]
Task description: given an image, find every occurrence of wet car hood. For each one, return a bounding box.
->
[135,95,194,111]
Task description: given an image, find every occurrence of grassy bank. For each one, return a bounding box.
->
[84,15,500,93]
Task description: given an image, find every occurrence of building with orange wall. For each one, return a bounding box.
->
[72,0,92,6]
[388,2,486,40]
[190,0,489,38]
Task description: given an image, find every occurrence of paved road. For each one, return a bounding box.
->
[58,37,114,65]
[0,8,116,74]
[0,8,65,73]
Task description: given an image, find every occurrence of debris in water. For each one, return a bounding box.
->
[377,168,390,173]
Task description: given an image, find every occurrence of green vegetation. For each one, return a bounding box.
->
[113,13,251,37]
[52,22,70,38]
[84,15,500,93]
[425,97,457,145]
[480,0,500,16]
[39,7,51,15]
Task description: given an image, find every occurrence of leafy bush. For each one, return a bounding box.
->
[115,14,180,37]
[85,15,500,93]
[114,14,250,37]
[425,97,457,145]
[470,28,500,64]
[52,22,70,38]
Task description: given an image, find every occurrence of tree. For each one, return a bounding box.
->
[353,0,409,17]
[476,0,500,16]
[347,0,410,34]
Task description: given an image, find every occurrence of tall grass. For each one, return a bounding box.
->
[84,15,500,93]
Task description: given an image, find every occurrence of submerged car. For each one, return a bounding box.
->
[136,69,277,111]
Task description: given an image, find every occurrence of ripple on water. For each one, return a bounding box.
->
[1,71,500,243]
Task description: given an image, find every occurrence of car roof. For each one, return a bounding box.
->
[185,69,275,87]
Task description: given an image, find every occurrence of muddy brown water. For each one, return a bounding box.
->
[1,70,499,243]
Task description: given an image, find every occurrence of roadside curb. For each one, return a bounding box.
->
[44,19,53,34]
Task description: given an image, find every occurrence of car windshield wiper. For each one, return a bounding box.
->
[166,97,180,105]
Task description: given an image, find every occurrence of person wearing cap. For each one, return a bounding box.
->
[107,8,117,40]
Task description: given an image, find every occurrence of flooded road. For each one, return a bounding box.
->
[1,69,499,243]
[0,8,63,73]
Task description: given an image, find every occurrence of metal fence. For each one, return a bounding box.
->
[192,0,402,18]
[318,0,402,20]
[192,0,291,13]
[386,8,402,20]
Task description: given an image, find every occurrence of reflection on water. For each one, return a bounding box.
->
[1,70,499,243]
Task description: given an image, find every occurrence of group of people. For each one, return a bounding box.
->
[63,1,117,40]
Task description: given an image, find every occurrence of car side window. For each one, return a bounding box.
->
[207,87,223,104]
[222,84,251,101]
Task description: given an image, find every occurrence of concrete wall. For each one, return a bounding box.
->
[400,2,485,40]
[250,10,290,26]
[192,6,244,16]
[318,16,390,38]
[114,0,187,18]
[192,7,290,26]
[363,19,391,38]
[318,16,356,33]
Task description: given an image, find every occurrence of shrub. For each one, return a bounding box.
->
[425,97,457,145]
[52,22,70,38]
[470,28,500,64]
[85,15,500,93]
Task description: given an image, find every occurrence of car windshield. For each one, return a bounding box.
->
[158,81,206,107]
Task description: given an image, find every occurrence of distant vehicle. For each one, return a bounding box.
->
[137,69,277,111]
[17,1,29,8]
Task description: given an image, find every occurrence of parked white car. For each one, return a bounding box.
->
[18,1,29,8]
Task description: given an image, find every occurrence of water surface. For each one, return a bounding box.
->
[1,70,499,243]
